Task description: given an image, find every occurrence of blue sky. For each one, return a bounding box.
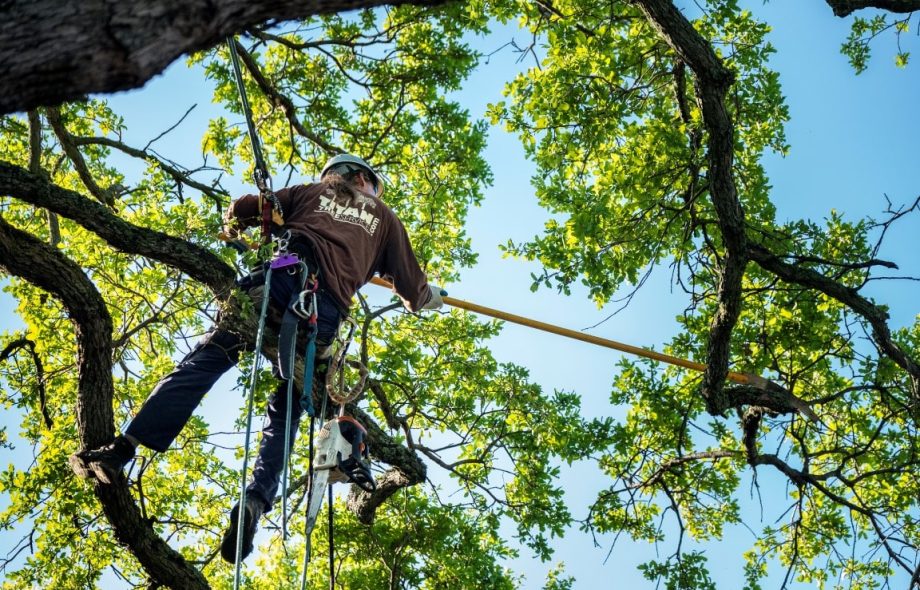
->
[2,1,919,588]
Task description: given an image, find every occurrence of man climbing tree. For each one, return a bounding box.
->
[69,153,443,563]
[1,1,919,589]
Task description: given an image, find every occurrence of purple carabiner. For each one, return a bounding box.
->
[270,253,300,270]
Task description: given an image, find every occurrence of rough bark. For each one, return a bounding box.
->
[0,0,448,115]
[632,0,747,416]
[0,216,209,590]
[825,0,920,16]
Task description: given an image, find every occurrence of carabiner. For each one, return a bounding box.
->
[292,288,318,321]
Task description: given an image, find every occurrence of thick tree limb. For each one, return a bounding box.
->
[0,160,236,295]
[0,0,448,115]
[749,242,920,401]
[632,0,747,416]
[732,383,820,421]
[0,216,209,590]
[0,218,114,448]
[825,0,920,17]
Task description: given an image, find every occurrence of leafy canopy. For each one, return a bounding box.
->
[1,1,919,589]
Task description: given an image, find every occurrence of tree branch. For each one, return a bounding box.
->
[0,337,52,429]
[26,110,61,246]
[634,450,739,489]
[632,0,747,416]
[69,135,229,206]
[825,0,920,17]
[233,39,342,156]
[749,242,920,402]
[45,107,115,207]
[0,160,236,296]
[0,0,450,115]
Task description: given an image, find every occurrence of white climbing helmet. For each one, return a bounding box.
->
[320,153,384,197]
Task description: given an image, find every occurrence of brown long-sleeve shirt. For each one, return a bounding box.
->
[226,182,431,311]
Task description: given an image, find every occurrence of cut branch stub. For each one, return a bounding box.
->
[824,0,920,17]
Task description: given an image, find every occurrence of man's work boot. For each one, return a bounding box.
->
[69,436,136,484]
[220,495,265,564]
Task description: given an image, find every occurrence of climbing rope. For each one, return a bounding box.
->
[224,33,288,589]
[226,36,281,243]
[325,316,368,406]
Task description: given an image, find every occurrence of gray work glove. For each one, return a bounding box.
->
[421,284,445,311]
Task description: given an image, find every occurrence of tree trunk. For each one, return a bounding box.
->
[0,215,210,590]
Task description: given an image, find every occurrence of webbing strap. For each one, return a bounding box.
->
[301,336,317,417]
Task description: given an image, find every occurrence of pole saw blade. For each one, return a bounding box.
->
[299,467,328,590]
[304,468,330,546]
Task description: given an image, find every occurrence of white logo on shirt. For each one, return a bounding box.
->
[317,190,380,235]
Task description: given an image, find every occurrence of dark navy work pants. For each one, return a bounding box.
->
[125,266,341,510]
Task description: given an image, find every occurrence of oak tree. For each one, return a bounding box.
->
[0,0,918,588]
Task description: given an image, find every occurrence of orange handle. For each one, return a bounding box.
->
[369,276,753,385]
